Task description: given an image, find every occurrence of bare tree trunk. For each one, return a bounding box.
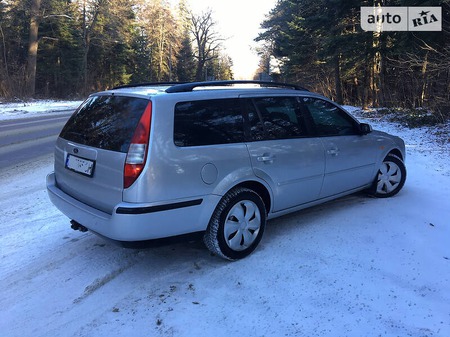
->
[371,30,382,107]
[195,60,205,81]
[191,10,222,81]
[334,54,343,104]
[81,0,104,95]
[420,51,429,106]
[157,12,166,81]
[26,0,42,97]
[0,25,12,97]
[82,1,88,95]
[362,38,372,110]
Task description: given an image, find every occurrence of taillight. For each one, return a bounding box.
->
[124,102,152,188]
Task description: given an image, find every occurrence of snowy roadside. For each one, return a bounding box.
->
[0,102,449,337]
[0,100,82,121]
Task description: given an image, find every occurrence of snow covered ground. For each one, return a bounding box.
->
[0,103,449,337]
[0,100,83,120]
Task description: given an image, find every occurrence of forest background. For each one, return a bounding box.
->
[0,0,449,123]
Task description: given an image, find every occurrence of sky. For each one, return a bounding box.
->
[184,0,277,79]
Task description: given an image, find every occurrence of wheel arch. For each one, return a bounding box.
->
[232,180,272,215]
[387,148,404,161]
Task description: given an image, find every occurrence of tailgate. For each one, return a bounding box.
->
[54,138,126,214]
[54,95,150,213]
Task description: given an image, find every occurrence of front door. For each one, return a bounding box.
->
[300,97,378,198]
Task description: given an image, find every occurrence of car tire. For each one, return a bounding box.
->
[371,154,406,198]
[204,187,266,260]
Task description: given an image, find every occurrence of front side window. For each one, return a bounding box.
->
[249,97,307,140]
[301,97,357,136]
[174,99,244,147]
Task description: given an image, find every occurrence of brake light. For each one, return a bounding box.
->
[124,102,152,188]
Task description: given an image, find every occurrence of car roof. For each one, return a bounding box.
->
[92,80,333,103]
[99,81,306,95]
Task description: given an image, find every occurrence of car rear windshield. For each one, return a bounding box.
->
[59,95,149,152]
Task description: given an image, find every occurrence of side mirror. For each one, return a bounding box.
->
[359,123,372,135]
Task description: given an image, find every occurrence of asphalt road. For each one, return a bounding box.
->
[0,112,73,170]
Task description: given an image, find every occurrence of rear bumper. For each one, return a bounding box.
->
[46,172,219,241]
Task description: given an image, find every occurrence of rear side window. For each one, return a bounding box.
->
[60,95,149,152]
[174,99,244,147]
[249,97,307,140]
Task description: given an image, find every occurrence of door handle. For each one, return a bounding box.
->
[257,154,275,163]
[327,148,340,156]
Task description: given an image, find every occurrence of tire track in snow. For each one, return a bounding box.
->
[73,259,138,304]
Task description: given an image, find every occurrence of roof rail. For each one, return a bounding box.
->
[165,80,308,93]
[113,82,187,90]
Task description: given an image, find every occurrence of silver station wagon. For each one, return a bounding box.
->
[47,81,406,260]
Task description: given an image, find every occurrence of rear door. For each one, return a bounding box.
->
[55,94,150,213]
[244,96,325,212]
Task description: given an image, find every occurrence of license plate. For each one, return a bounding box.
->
[65,154,95,177]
